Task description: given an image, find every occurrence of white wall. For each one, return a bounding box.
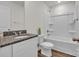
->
[11,2,25,30]
[25,1,49,34]
[0,1,24,32]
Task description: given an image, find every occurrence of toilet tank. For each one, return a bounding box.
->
[38,34,47,44]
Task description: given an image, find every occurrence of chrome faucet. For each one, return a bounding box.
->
[72,38,79,42]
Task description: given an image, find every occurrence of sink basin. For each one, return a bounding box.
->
[14,36,29,39]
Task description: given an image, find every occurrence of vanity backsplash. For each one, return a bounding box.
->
[3,30,27,36]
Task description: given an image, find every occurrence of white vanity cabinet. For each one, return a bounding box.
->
[13,37,38,57]
[0,45,12,57]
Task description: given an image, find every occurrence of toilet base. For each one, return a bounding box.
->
[39,47,53,57]
[41,48,52,57]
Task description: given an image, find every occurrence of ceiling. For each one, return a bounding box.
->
[12,1,75,7]
[44,1,57,7]
[44,1,75,8]
[13,1,24,6]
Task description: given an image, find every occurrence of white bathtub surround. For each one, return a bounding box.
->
[45,2,79,39]
[45,35,79,44]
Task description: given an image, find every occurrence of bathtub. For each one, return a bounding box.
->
[43,35,79,56]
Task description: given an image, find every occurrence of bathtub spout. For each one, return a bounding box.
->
[72,38,79,43]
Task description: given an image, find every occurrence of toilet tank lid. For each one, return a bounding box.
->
[40,42,54,48]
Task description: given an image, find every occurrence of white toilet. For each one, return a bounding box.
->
[38,35,54,57]
[39,42,54,57]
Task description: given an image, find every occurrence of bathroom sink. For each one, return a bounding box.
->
[14,36,29,39]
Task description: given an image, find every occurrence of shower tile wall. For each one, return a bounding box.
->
[51,14,74,38]
[47,2,79,39]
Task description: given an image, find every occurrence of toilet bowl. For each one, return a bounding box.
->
[39,42,54,57]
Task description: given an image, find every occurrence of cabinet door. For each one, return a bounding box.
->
[0,45,12,57]
[13,37,38,57]
[0,5,11,31]
[11,6,25,30]
[75,2,79,37]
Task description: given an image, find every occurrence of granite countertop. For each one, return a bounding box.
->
[0,34,38,47]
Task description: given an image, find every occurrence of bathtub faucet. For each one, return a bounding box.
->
[72,38,79,43]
